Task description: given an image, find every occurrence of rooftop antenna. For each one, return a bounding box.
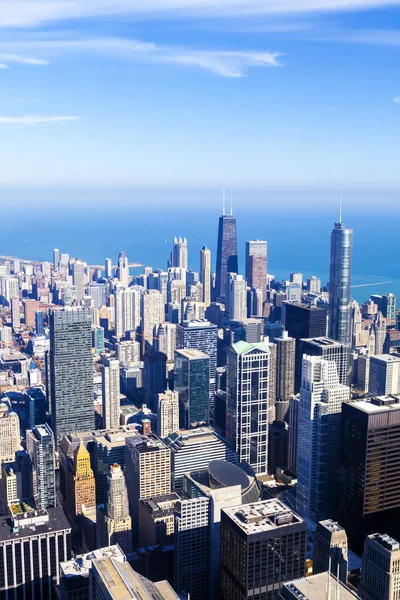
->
[230,188,233,216]
[222,188,226,216]
[335,561,340,600]
[339,193,343,223]
[326,556,332,600]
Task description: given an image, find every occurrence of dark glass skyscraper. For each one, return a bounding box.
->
[328,218,353,345]
[215,211,238,301]
[50,307,94,444]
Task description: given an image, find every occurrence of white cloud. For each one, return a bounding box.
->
[0,64,8,69]
[0,37,282,77]
[1,0,400,27]
[0,53,48,65]
[0,115,81,126]
[394,97,400,103]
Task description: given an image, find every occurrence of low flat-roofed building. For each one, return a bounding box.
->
[279,572,359,599]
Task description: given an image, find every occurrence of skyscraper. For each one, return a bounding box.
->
[170,237,188,270]
[117,251,129,287]
[11,296,20,331]
[105,257,112,279]
[215,206,238,301]
[174,348,210,428]
[359,533,400,600]
[157,390,179,438]
[53,248,60,270]
[72,259,86,302]
[0,402,20,466]
[141,289,164,350]
[245,240,267,298]
[97,464,132,555]
[220,500,307,600]
[114,285,141,339]
[226,339,276,474]
[26,424,56,510]
[369,354,400,396]
[101,356,121,429]
[226,273,247,321]
[296,356,350,522]
[313,519,348,584]
[328,216,353,345]
[275,331,296,405]
[49,307,94,443]
[66,441,96,518]
[200,246,211,307]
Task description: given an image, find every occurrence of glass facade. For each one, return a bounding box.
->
[215,215,238,301]
[174,350,210,429]
[328,221,353,345]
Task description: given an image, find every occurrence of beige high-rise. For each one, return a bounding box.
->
[0,403,20,466]
[157,390,179,438]
[200,246,211,308]
[360,533,400,600]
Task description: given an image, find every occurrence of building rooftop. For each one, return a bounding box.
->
[301,337,344,348]
[223,499,303,534]
[281,573,358,599]
[370,354,400,363]
[126,434,168,454]
[166,427,227,449]
[140,493,180,519]
[0,507,70,543]
[318,519,346,534]
[371,533,400,552]
[232,339,273,355]
[60,545,125,579]
[180,319,216,328]
[349,397,400,413]
[175,348,209,360]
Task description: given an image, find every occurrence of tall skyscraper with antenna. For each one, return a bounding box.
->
[328,199,353,346]
[215,190,238,301]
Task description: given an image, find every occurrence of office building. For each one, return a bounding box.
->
[72,259,87,302]
[339,397,400,551]
[0,402,20,465]
[53,248,60,270]
[296,356,349,522]
[328,217,353,345]
[275,331,296,404]
[87,282,107,308]
[97,464,132,555]
[125,434,171,542]
[220,499,307,600]
[157,390,179,438]
[369,354,400,396]
[298,337,350,388]
[65,441,96,518]
[11,296,20,331]
[49,307,94,443]
[35,310,44,335]
[307,276,321,294]
[288,394,300,475]
[174,348,210,428]
[114,285,141,339]
[313,520,348,584]
[177,319,218,404]
[117,251,129,287]
[371,293,397,320]
[226,273,247,321]
[285,303,328,340]
[373,311,387,355]
[138,492,180,547]
[23,298,40,329]
[101,356,121,429]
[141,289,164,349]
[144,351,167,410]
[215,209,238,301]
[174,497,210,600]
[279,573,358,600]
[155,322,177,362]
[115,339,140,363]
[0,504,71,599]
[246,240,267,300]
[226,340,276,474]
[359,533,400,600]
[170,237,188,270]
[26,423,56,510]
[200,246,211,307]
[92,325,105,354]
[165,426,239,490]
[105,257,113,278]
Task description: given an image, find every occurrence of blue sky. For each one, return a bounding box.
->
[0,1,399,189]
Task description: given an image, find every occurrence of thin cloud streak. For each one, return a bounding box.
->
[394,97,400,103]
[0,37,283,77]
[1,0,400,27]
[0,115,81,126]
[0,53,48,65]
[0,64,8,69]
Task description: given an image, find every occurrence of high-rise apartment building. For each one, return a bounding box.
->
[155,322,177,361]
[275,331,296,403]
[53,248,60,270]
[177,319,218,404]
[0,402,20,466]
[125,434,171,543]
[170,237,188,270]
[165,426,238,490]
[313,519,348,584]
[114,285,141,339]
[297,356,349,522]
[288,394,300,475]
[220,500,307,600]
[369,354,400,396]
[246,240,267,299]
[23,298,40,329]
[200,246,211,307]
[26,423,56,510]
[174,348,210,428]
[97,464,132,555]
[328,218,353,345]
[174,497,210,600]
[117,251,129,287]
[359,533,400,600]
[105,257,112,278]
[72,259,86,301]
[226,273,247,321]
[157,390,179,438]
[49,307,94,443]
[141,289,165,349]
[298,336,350,388]
[101,356,121,429]
[87,282,107,309]
[226,339,276,474]
[11,296,20,331]
[215,210,238,301]
[307,275,321,294]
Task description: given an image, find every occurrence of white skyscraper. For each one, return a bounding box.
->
[117,252,129,287]
[105,257,113,279]
[141,289,165,349]
[156,322,177,362]
[200,246,211,308]
[296,355,349,522]
[97,464,132,555]
[170,237,188,270]
[226,274,247,321]
[101,356,121,429]
[114,286,141,339]
[72,259,86,302]
[157,390,179,438]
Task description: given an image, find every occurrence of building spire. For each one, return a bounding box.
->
[230,188,233,216]
[222,188,226,216]
[339,193,343,224]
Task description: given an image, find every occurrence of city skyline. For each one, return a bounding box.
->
[0,2,399,187]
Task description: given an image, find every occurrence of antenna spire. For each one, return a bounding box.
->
[339,193,343,223]
[222,188,226,216]
[230,188,233,216]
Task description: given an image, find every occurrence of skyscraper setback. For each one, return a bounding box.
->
[49,307,94,443]
[215,204,238,301]
[328,214,353,345]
